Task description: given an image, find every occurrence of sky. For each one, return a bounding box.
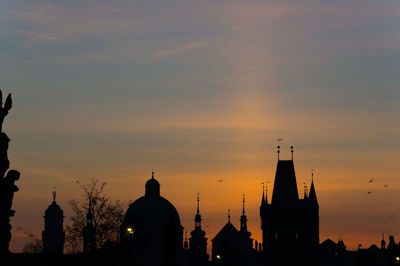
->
[1,0,399,252]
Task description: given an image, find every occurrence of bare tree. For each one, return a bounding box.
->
[65,179,125,253]
[22,231,42,254]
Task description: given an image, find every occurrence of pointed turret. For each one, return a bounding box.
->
[261,183,265,206]
[309,170,318,207]
[240,194,248,232]
[189,192,209,262]
[381,232,386,250]
[195,192,202,229]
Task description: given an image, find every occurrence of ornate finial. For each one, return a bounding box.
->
[291,146,294,160]
[52,187,56,202]
[311,169,314,182]
[197,192,200,215]
[277,145,280,160]
[228,209,231,222]
[242,193,245,215]
[152,169,155,179]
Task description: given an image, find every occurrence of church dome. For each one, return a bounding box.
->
[121,172,183,265]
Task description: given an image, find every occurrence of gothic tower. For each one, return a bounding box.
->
[239,194,253,250]
[189,193,209,263]
[260,146,319,266]
[42,190,65,254]
[82,204,96,254]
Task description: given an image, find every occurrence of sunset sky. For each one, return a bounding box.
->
[1,0,399,252]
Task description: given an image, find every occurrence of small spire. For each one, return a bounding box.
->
[265,184,268,204]
[242,193,245,215]
[261,183,265,205]
[311,169,314,182]
[277,145,280,160]
[291,146,294,160]
[228,209,231,222]
[52,186,56,202]
[197,192,200,215]
[152,169,155,179]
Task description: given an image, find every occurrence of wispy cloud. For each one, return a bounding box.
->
[8,3,141,43]
[153,41,207,61]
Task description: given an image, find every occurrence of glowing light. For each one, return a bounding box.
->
[126,226,135,236]
[216,255,221,260]
[396,256,400,261]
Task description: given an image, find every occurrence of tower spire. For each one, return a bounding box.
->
[242,194,245,215]
[261,182,265,205]
[240,194,248,232]
[228,209,230,222]
[194,192,202,229]
[197,192,200,215]
[309,169,318,206]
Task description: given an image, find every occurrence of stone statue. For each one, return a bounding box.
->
[0,91,20,256]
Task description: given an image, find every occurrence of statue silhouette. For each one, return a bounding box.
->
[0,91,20,257]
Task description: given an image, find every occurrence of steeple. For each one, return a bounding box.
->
[261,182,266,206]
[83,202,96,253]
[381,231,386,250]
[195,192,202,229]
[265,184,268,204]
[309,169,318,206]
[240,194,248,232]
[228,209,231,222]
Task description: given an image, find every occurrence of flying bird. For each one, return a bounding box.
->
[367,191,372,194]
[218,180,223,183]
[384,184,388,188]
[277,138,283,142]
[368,178,374,183]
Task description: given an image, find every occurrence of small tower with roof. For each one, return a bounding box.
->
[42,189,65,254]
[189,193,209,263]
[82,203,96,254]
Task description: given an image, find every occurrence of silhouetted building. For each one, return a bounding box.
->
[260,146,319,266]
[188,193,208,264]
[42,190,65,254]
[212,205,257,266]
[120,171,183,266]
[82,204,96,254]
